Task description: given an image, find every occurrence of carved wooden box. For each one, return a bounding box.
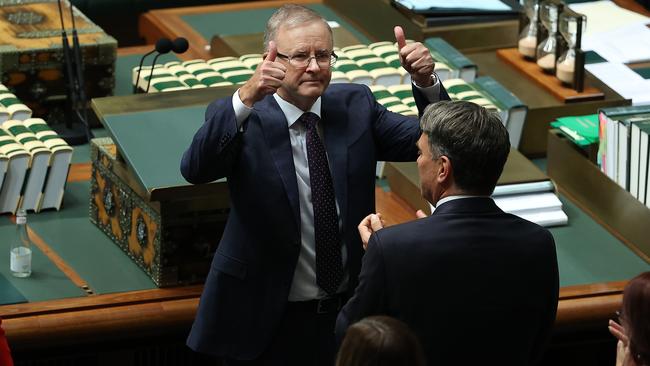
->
[89,137,228,287]
[0,1,116,123]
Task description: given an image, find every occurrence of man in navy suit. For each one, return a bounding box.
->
[336,101,559,365]
[180,4,449,365]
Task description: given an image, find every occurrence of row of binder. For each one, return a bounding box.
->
[0,84,73,214]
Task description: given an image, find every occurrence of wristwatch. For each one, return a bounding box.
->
[431,71,439,86]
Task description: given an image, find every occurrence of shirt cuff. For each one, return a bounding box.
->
[232,89,253,130]
[412,74,441,103]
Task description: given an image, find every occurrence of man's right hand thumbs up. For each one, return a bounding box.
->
[394,25,407,51]
[239,40,287,107]
[265,41,278,62]
[394,25,436,88]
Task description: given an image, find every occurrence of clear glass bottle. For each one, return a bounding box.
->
[518,0,540,59]
[557,11,587,85]
[536,1,560,73]
[10,208,32,278]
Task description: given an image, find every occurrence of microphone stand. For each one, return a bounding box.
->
[54,0,90,145]
[69,2,93,143]
[134,49,156,93]
[145,53,165,93]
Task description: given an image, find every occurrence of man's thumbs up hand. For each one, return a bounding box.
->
[394,26,436,88]
[239,40,287,107]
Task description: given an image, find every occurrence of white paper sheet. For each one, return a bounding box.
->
[568,0,649,37]
[586,62,650,105]
[395,0,511,11]
[581,22,650,63]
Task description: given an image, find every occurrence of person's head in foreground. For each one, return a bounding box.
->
[336,315,426,366]
[611,271,650,366]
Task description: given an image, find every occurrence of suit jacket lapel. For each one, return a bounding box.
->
[256,97,301,228]
[322,98,349,232]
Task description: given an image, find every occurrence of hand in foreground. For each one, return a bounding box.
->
[609,319,631,366]
[238,41,287,107]
[609,319,629,346]
[415,210,428,219]
[615,340,631,366]
[358,213,385,250]
[394,26,435,88]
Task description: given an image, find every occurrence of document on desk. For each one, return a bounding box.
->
[568,0,649,37]
[581,22,650,64]
[586,62,650,105]
[394,0,511,11]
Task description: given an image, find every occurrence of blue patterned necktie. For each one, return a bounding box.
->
[301,112,343,296]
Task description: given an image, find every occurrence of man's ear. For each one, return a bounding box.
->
[437,155,452,184]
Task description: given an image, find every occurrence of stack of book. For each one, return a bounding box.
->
[424,38,477,82]
[132,38,477,92]
[369,76,527,150]
[0,84,73,214]
[598,105,650,207]
[369,85,419,117]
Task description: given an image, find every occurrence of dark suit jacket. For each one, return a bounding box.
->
[180,83,449,359]
[336,197,559,366]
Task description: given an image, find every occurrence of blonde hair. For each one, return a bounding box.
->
[263,4,332,51]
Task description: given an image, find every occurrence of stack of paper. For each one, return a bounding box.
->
[569,1,650,106]
[429,181,568,227]
[392,0,522,27]
[491,181,568,227]
[585,63,650,106]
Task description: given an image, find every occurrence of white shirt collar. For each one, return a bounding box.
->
[273,94,322,128]
[432,195,488,211]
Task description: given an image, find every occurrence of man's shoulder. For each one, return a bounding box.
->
[206,94,236,116]
[373,217,434,248]
[504,213,554,239]
[376,210,554,245]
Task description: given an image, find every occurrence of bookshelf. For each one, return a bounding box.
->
[547,129,650,263]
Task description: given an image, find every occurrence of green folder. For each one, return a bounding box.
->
[552,114,599,146]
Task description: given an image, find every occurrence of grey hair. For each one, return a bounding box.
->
[419,100,510,195]
[263,4,332,51]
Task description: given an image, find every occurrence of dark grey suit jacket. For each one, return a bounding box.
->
[336,197,559,366]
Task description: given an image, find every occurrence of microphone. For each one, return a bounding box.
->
[145,37,189,93]
[134,38,173,93]
[172,37,189,54]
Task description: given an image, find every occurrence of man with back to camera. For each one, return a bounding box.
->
[180,4,450,365]
[336,100,560,365]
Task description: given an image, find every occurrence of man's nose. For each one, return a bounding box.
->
[305,57,320,72]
